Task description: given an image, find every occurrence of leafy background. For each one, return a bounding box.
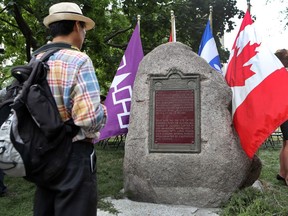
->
[0,0,241,92]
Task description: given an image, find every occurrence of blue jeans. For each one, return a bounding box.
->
[0,169,6,194]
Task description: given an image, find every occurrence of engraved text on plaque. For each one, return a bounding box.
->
[154,90,195,144]
[149,70,201,153]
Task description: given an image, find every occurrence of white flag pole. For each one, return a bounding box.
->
[137,14,141,31]
[171,10,176,42]
[208,6,213,32]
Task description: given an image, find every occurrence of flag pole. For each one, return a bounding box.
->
[247,0,251,13]
[208,5,213,32]
[171,10,176,42]
[97,20,144,141]
[137,14,141,31]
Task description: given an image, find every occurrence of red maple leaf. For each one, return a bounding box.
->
[226,42,261,87]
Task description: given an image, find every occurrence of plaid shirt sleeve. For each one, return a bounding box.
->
[45,49,106,140]
[71,56,106,138]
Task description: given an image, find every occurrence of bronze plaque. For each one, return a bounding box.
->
[149,70,201,153]
[154,90,195,144]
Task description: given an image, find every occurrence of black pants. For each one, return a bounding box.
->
[33,141,97,216]
[281,120,288,140]
[0,169,6,193]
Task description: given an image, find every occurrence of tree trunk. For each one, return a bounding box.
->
[12,3,37,61]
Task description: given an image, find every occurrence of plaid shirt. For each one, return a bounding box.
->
[40,48,106,141]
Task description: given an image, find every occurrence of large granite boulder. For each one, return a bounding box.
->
[123,42,261,208]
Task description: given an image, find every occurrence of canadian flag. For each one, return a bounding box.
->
[225,10,288,158]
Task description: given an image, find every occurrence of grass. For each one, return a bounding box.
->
[0,143,124,216]
[1,139,288,215]
[97,143,125,214]
[221,141,288,216]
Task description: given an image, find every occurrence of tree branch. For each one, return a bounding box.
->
[12,3,38,61]
[106,42,128,50]
[0,17,19,29]
[21,4,34,14]
[0,6,7,14]
[104,26,133,43]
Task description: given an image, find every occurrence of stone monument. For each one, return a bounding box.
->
[123,42,261,208]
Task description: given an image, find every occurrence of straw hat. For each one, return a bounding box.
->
[43,2,95,30]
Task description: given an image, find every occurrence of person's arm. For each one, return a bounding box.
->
[71,57,107,138]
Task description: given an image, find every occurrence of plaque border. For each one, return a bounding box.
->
[149,70,201,153]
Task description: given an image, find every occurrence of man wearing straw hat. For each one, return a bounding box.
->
[33,2,107,216]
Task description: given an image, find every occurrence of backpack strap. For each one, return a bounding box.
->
[12,45,80,135]
[32,42,78,57]
[11,49,61,110]
[65,119,80,137]
[39,48,62,62]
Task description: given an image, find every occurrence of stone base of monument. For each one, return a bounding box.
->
[123,42,261,208]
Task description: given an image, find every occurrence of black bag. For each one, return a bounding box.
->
[0,46,79,186]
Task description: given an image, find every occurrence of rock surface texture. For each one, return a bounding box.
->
[124,42,260,208]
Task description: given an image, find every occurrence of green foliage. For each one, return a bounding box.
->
[221,187,262,215]
[0,65,13,88]
[96,143,124,214]
[1,143,288,215]
[0,0,241,93]
[0,177,34,216]
[98,199,120,214]
[0,144,124,215]
[221,145,288,216]
[122,0,239,61]
[221,186,288,216]
[96,145,124,199]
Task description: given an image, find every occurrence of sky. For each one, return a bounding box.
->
[224,0,288,53]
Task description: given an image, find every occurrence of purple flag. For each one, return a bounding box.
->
[98,23,144,141]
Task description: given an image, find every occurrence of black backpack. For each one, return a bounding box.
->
[0,45,79,186]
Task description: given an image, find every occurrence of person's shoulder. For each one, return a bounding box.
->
[58,49,92,63]
[59,49,88,58]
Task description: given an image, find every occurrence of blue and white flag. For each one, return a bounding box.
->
[198,20,222,73]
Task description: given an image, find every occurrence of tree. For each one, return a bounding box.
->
[121,0,240,62]
[0,0,131,92]
[0,0,240,93]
